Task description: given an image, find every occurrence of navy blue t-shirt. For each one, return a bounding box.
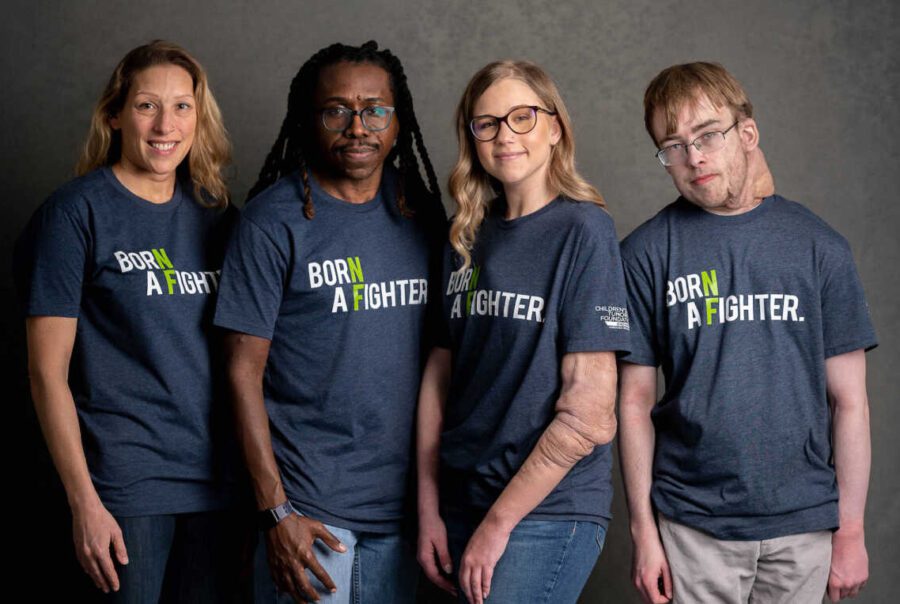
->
[15,167,241,516]
[439,198,631,526]
[214,170,444,533]
[620,195,878,540]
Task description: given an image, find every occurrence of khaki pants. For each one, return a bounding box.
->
[658,515,832,604]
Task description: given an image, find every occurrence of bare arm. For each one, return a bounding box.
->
[224,331,346,603]
[415,347,456,595]
[825,349,871,602]
[619,362,672,603]
[459,351,617,604]
[26,316,127,593]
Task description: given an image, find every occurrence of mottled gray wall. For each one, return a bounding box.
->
[3,1,897,602]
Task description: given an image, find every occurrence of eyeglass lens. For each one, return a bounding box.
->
[471,107,538,141]
[322,107,393,132]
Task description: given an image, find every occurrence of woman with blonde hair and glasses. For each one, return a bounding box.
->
[416,60,630,604]
[15,40,249,602]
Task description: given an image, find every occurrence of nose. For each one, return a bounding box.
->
[153,107,174,133]
[685,143,706,167]
[495,119,516,143]
[344,112,367,138]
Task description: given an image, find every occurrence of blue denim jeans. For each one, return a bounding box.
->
[445,514,606,604]
[258,522,418,604]
[104,511,253,604]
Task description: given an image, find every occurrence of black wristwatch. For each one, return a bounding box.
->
[259,500,295,529]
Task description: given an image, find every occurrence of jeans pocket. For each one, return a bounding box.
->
[595,524,608,551]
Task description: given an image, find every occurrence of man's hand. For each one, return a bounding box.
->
[632,527,673,603]
[265,514,347,602]
[828,526,868,601]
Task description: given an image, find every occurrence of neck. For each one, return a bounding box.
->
[312,165,384,204]
[111,163,176,204]
[502,180,557,220]
[705,193,762,216]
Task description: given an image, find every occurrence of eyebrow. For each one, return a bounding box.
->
[472,104,534,118]
[133,91,195,99]
[659,118,723,144]
[321,95,387,104]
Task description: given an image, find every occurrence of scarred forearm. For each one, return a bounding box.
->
[482,351,617,532]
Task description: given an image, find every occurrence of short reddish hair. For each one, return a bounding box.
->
[644,62,753,143]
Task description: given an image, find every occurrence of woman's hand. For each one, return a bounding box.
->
[459,517,512,604]
[417,511,456,595]
[71,498,128,593]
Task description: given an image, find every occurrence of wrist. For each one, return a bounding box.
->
[630,516,661,542]
[258,500,296,530]
[67,489,103,514]
[483,508,516,535]
[834,521,865,541]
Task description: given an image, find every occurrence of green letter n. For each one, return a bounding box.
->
[348,256,364,283]
[702,270,718,297]
[152,248,174,269]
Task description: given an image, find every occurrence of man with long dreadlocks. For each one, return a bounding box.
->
[214,41,445,603]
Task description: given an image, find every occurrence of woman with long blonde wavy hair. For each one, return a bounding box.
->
[416,60,631,604]
[15,40,249,602]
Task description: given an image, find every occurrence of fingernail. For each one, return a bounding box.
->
[338,544,347,552]
[443,563,452,573]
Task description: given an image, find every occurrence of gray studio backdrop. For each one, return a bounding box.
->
[3,1,897,602]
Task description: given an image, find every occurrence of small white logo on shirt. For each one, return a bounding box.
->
[595,305,630,330]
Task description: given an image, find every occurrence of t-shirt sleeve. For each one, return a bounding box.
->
[14,201,89,318]
[213,213,287,340]
[820,239,877,358]
[619,254,660,366]
[559,217,632,354]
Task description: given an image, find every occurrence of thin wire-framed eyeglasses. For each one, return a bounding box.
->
[655,121,739,166]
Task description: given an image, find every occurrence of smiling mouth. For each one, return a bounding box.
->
[494,151,525,160]
[149,142,178,152]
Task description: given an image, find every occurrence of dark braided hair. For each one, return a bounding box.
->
[248,41,442,223]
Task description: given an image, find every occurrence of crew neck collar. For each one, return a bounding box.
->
[103,166,184,212]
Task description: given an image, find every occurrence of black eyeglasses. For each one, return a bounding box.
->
[469,105,556,142]
[655,121,739,166]
[319,106,396,132]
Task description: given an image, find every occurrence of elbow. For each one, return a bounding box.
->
[538,411,617,468]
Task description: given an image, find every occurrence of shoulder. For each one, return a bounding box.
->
[240,173,305,227]
[619,198,682,262]
[38,169,113,218]
[554,198,618,241]
[769,195,851,250]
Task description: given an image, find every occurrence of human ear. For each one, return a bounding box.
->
[739,117,759,152]
[549,116,562,146]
